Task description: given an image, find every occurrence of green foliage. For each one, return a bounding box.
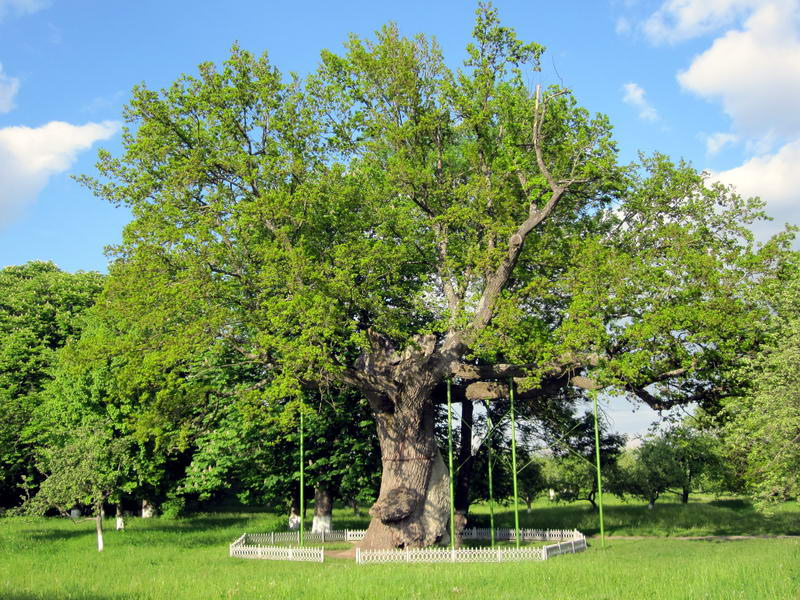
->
[540,412,624,509]
[178,390,380,511]
[0,262,103,507]
[77,7,618,388]
[722,254,800,506]
[615,426,724,506]
[617,438,681,507]
[26,421,132,517]
[63,4,794,526]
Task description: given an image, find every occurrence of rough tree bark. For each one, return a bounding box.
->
[357,343,453,550]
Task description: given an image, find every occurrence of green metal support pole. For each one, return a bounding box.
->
[299,408,304,547]
[592,392,606,548]
[509,378,520,549]
[447,379,456,550]
[484,400,496,548]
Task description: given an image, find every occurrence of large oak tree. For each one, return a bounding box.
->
[82,6,786,548]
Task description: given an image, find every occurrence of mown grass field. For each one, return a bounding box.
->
[1,496,798,600]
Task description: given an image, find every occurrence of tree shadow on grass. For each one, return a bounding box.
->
[134,515,252,532]
[22,527,95,542]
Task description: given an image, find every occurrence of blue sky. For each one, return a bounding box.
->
[1,0,797,434]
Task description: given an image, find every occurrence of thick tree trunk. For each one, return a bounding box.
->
[311,484,333,534]
[681,488,690,504]
[359,395,450,550]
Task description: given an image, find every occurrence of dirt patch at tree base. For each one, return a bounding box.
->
[325,547,358,559]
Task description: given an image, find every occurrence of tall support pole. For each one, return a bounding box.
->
[509,378,520,549]
[484,400,496,548]
[447,379,456,550]
[299,407,305,547]
[592,391,606,548]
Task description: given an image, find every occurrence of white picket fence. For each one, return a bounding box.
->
[355,546,547,564]
[237,530,366,545]
[355,529,587,565]
[229,534,324,562]
[543,536,588,558]
[460,527,581,542]
[229,528,586,564]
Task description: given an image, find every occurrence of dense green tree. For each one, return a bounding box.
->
[617,437,681,509]
[79,5,786,548]
[722,255,800,506]
[0,262,103,507]
[38,295,381,521]
[663,425,723,503]
[26,420,132,552]
[178,389,380,528]
[614,425,723,507]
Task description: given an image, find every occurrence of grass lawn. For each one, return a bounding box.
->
[1,497,798,599]
[470,494,800,537]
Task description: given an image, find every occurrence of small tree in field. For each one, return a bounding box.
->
[617,426,724,508]
[28,421,132,552]
[618,437,682,509]
[664,425,722,503]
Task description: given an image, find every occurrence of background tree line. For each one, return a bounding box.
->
[2,253,797,527]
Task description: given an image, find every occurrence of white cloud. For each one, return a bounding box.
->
[678,2,800,143]
[636,1,800,242]
[643,0,767,43]
[0,0,49,20]
[0,62,19,113]
[622,82,659,121]
[704,132,739,155]
[0,121,118,226]
[713,139,800,237]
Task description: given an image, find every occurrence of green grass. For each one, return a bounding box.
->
[1,498,798,599]
[469,494,800,537]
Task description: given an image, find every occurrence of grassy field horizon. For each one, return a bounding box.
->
[1,496,798,599]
